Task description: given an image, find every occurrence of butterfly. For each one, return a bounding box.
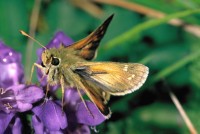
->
[21,14,148,118]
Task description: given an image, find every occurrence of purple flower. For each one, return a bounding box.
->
[0,84,44,113]
[0,41,44,133]
[0,41,24,89]
[64,88,105,133]
[34,32,106,133]
[32,99,67,133]
[32,88,105,133]
[0,112,14,134]
[0,41,44,112]
[4,117,22,134]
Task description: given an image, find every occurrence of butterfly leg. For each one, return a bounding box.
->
[45,84,50,99]
[64,69,95,118]
[39,84,50,106]
[29,63,43,84]
[39,74,46,84]
[75,82,95,118]
[60,75,65,111]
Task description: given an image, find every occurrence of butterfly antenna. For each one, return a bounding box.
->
[20,30,47,49]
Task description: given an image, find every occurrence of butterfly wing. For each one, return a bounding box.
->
[79,79,112,118]
[67,14,113,60]
[73,62,149,96]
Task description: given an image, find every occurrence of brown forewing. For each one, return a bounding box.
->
[67,14,114,60]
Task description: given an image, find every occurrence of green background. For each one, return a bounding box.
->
[0,0,200,133]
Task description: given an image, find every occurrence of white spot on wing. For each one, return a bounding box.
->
[128,77,132,80]
[123,65,128,72]
[110,65,149,96]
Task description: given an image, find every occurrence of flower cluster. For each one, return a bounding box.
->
[0,32,106,134]
[0,41,44,133]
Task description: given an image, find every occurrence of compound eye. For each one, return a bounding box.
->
[51,57,60,66]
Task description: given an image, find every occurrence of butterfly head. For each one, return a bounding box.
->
[41,49,61,69]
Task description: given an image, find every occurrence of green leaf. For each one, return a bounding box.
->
[45,0,93,40]
[151,47,200,84]
[101,9,200,51]
[0,0,29,56]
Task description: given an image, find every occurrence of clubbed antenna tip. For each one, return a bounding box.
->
[20,30,47,49]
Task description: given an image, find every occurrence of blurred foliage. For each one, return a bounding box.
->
[0,0,200,133]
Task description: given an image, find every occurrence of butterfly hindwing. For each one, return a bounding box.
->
[73,62,149,96]
[80,79,111,118]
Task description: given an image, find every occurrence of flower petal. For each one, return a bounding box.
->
[0,41,24,89]
[0,112,14,134]
[32,100,67,131]
[0,41,22,64]
[13,84,44,112]
[76,101,106,126]
[12,117,22,134]
[15,85,44,103]
[0,63,24,89]
[64,88,82,107]
[0,84,43,113]
[32,115,44,134]
[67,124,90,134]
